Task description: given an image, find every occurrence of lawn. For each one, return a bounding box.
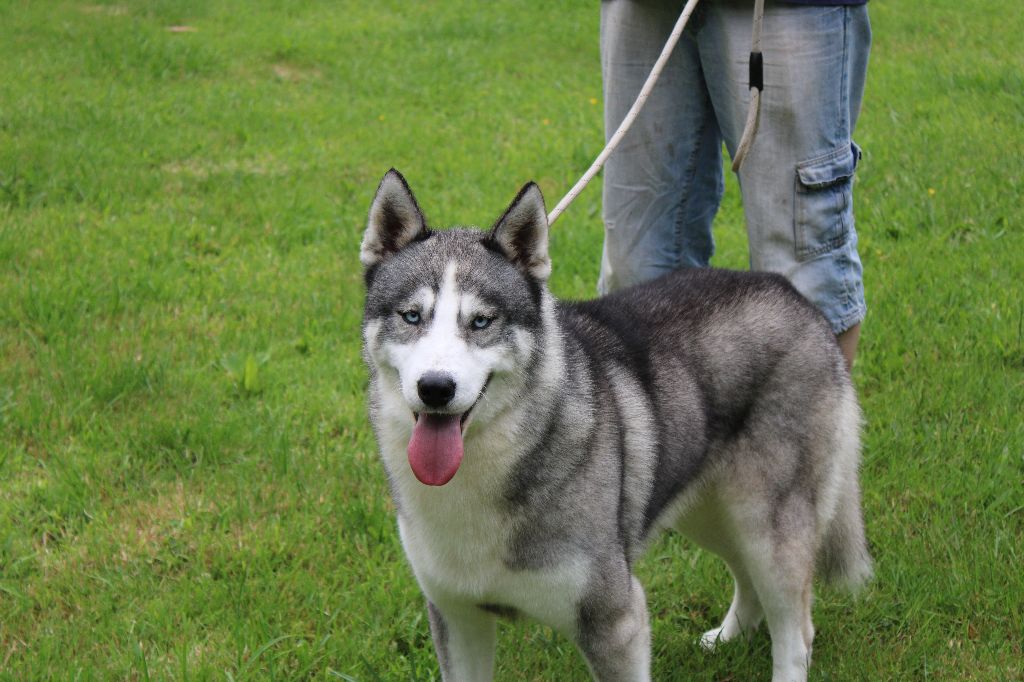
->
[0,0,1021,679]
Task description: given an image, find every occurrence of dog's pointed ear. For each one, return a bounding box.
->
[487,182,551,281]
[361,169,430,268]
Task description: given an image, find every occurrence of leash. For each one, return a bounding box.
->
[547,0,766,226]
[731,0,765,172]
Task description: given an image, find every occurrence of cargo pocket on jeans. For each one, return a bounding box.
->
[794,143,860,260]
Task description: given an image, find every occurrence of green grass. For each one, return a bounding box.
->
[0,0,1021,679]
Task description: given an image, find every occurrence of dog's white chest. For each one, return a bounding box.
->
[397,494,589,635]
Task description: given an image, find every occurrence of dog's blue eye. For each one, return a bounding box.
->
[471,315,492,330]
[401,310,421,325]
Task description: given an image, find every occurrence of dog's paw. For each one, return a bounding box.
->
[699,627,726,652]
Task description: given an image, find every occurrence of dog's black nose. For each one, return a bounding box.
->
[417,372,456,408]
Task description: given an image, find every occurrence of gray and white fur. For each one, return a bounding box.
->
[360,170,871,682]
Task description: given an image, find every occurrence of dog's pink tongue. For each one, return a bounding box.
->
[407,414,464,486]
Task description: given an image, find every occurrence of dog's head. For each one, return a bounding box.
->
[360,170,551,486]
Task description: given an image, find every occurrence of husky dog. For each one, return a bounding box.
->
[360,170,871,682]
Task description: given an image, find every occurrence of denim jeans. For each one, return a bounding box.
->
[599,0,871,334]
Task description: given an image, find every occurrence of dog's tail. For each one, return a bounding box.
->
[818,393,873,593]
[819,477,873,593]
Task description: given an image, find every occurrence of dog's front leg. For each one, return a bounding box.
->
[427,601,497,681]
[576,575,652,682]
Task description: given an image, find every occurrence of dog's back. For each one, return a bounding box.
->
[561,267,869,578]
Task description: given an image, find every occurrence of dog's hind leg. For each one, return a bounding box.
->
[427,601,496,682]
[734,503,817,682]
[576,574,652,682]
[687,477,816,681]
[674,490,764,649]
[699,562,764,650]
[749,558,814,682]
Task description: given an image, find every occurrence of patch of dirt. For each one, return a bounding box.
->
[271,62,322,82]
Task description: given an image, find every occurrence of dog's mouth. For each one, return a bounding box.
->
[411,408,473,431]
[407,377,490,487]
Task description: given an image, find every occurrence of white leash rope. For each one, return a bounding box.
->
[547,0,765,226]
[546,0,702,226]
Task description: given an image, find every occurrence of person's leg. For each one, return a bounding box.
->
[837,322,860,370]
[700,1,872,366]
[599,0,724,294]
